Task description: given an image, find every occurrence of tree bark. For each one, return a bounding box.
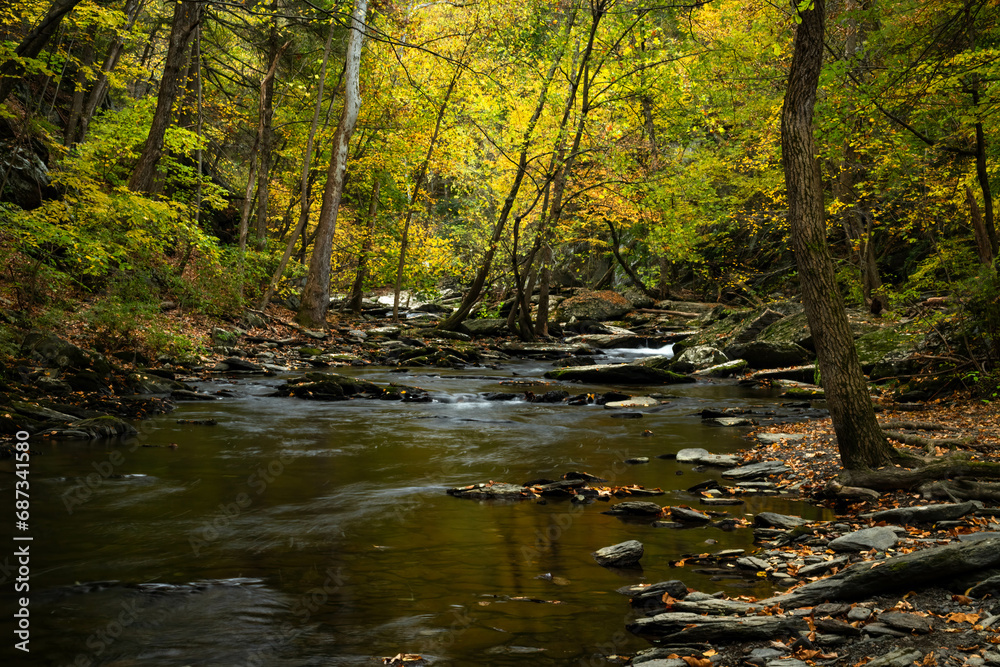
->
[781,0,893,470]
[0,0,85,106]
[127,0,202,193]
[967,185,995,265]
[296,0,369,328]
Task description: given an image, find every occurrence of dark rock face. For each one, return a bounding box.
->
[0,119,55,210]
[22,332,113,376]
[723,341,813,369]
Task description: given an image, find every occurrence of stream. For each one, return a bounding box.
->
[13,346,832,665]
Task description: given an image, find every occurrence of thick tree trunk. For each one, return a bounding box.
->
[127,0,202,193]
[781,0,893,470]
[0,0,85,106]
[296,0,368,328]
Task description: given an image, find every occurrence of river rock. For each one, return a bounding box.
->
[877,611,933,634]
[722,461,790,480]
[593,540,644,567]
[746,365,817,384]
[217,357,265,372]
[544,363,694,385]
[555,290,633,322]
[274,372,383,400]
[704,416,755,427]
[463,318,509,336]
[618,580,689,605]
[828,526,900,552]
[865,649,924,667]
[670,506,711,522]
[22,332,114,376]
[670,346,728,373]
[796,556,849,578]
[676,448,741,467]
[755,433,805,445]
[724,341,813,369]
[447,482,536,500]
[692,359,748,378]
[9,401,79,423]
[753,512,810,529]
[604,396,660,408]
[603,501,663,516]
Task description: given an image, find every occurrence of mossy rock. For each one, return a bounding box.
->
[298,346,324,356]
[544,363,695,385]
[857,328,922,375]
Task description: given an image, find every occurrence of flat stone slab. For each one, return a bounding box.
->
[675,448,742,467]
[753,512,810,529]
[755,433,806,445]
[670,506,711,522]
[593,540,643,567]
[603,501,663,516]
[828,526,900,552]
[605,396,660,408]
[692,359,749,378]
[722,461,790,480]
[878,611,934,634]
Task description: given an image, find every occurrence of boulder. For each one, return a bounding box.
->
[274,372,383,400]
[593,540,644,567]
[753,512,810,529]
[863,501,980,525]
[463,318,510,337]
[21,332,113,375]
[828,526,900,552]
[675,448,741,467]
[554,290,633,322]
[723,341,813,369]
[604,396,660,408]
[670,346,728,373]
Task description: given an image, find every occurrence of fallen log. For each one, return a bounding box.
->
[761,537,1000,608]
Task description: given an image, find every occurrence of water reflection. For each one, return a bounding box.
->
[18,355,831,665]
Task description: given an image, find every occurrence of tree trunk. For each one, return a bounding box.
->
[254,25,285,251]
[296,0,368,328]
[78,0,141,143]
[349,178,381,313]
[781,0,893,471]
[258,24,338,312]
[0,0,85,106]
[967,185,995,266]
[393,53,464,322]
[64,27,96,145]
[437,4,579,331]
[127,0,202,193]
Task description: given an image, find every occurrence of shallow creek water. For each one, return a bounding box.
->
[12,347,831,665]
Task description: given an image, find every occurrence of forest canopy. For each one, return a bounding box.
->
[0,0,998,355]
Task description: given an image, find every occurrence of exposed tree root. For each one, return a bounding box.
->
[918,479,1000,503]
[879,420,958,432]
[840,458,1000,498]
[883,430,974,452]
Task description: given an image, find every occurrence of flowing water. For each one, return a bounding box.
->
[6,348,831,666]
